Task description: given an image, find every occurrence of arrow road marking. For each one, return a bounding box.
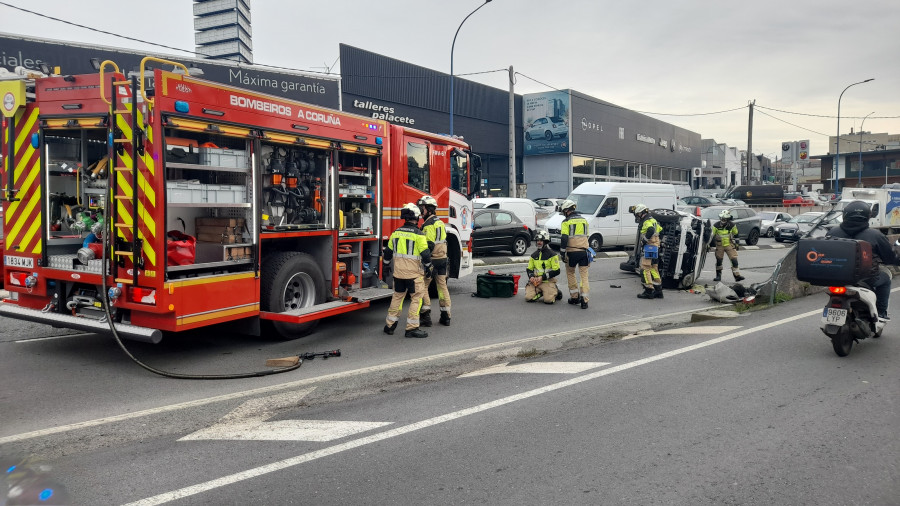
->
[458,361,609,378]
[179,388,392,442]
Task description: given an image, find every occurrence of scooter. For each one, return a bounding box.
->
[820,282,885,357]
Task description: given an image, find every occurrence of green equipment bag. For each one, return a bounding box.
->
[472,273,516,298]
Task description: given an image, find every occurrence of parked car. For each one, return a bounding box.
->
[471,209,532,256]
[774,211,841,242]
[532,197,564,214]
[473,197,540,236]
[676,199,702,217]
[524,116,568,141]
[700,205,763,245]
[681,195,723,207]
[783,193,816,207]
[758,211,792,237]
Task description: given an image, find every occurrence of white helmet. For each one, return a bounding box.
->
[633,204,649,215]
[417,195,437,208]
[719,209,733,220]
[400,202,421,220]
[535,230,550,242]
[559,199,577,213]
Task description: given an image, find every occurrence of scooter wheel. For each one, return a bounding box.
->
[831,332,853,357]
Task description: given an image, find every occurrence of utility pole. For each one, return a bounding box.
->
[746,100,755,184]
[508,66,516,198]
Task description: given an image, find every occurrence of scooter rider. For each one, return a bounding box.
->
[383,203,432,338]
[417,195,451,326]
[826,201,898,319]
[711,209,745,282]
[633,204,664,299]
[525,230,563,304]
[559,199,591,309]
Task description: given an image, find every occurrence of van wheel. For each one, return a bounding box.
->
[746,228,760,246]
[261,252,326,340]
[589,234,603,251]
[651,208,680,223]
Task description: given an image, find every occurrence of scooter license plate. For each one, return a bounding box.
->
[823,308,848,325]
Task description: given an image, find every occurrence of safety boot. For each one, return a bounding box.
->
[734,274,745,282]
[405,328,428,338]
[654,286,664,299]
[383,322,398,335]
[580,298,589,309]
[439,312,451,326]
[420,310,433,327]
[713,273,722,282]
[568,296,581,305]
[555,290,563,301]
[637,288,655,299]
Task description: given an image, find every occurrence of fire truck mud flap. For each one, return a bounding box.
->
[0,303,163,344]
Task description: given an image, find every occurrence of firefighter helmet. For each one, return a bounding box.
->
[417,195,438,209]
[400,202,421,221]
[719,210,733,220]
[559,200,577,213]
[633,204,649,215]
[534,230,550,242]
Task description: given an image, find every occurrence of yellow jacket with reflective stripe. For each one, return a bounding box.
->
[560,213,589,250]
[421,215,448,261]
[640,216,662,246]
[712,221,739,247]
[527,246,561,280]
[386,225,431,279]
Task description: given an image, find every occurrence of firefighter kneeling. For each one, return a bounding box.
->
[525,230,563,304]
[710,209,745,282]
[383,203,432,338]
[633,204,664,299]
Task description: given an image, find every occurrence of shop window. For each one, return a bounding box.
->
[610,161,626,178]
[573,176,593,189]
[573,156,592,175]
[594,159,608,176]
[406,142,430,193]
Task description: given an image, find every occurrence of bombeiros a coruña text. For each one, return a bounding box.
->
[229,95,341,126]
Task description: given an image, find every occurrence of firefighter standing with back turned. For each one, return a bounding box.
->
[382,203,432,338]
[634,204,664,299]
[417,196,451,326]
[710,209,745,282]
[559,199,590,309]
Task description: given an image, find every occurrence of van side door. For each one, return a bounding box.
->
[593,197,620,247]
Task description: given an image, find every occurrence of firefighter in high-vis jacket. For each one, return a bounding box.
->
[559,199,591,309]
[417,195,451,326]
[525,230,563,304]
[710,209,745,282]
[634,204,664,299]
[383,203,432,338]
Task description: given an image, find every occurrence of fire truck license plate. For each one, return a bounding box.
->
[4,255,34,269]
[824,308,848,325]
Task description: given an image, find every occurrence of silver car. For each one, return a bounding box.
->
[758,211,792,237]
[700,206,763,245]
[524,117,568,141]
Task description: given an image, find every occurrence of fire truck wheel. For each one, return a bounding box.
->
[261,252,326,339]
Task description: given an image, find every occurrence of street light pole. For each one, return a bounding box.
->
[450,0,492,137]
[835,78,874,194]
[858,111,874,187]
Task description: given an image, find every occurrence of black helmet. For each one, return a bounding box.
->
[842,200,871,223]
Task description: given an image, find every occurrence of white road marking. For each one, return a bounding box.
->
[15,333,95,343]
[179,389,391,442]
[458,361,609,378]
[0,306,707,445]
[624,325,743,340]
[124,308,821,506]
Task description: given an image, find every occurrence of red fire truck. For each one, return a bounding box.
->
[0,57,480,343]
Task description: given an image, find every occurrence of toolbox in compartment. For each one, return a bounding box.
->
[796,237,875,286]
[165,137,200,164]
[199,147,248,168]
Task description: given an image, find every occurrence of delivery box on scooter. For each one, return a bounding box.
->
[796,237,874,286]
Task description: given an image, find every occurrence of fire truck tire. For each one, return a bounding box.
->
[261,252,326,339]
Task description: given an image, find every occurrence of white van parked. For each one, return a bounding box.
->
[472,197,542,236]
[545,182,677,250]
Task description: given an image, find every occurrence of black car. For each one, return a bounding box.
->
[472,209,532,256]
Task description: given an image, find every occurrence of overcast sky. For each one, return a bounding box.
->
[3,0,899,161]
